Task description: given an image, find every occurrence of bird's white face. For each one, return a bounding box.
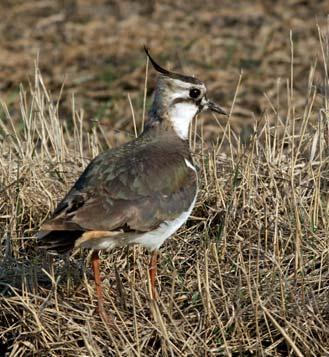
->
[144,48,227,136]
[169,101,199,139]
[167,79,207,140]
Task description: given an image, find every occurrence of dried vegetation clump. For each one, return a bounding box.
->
[1,1,329,356]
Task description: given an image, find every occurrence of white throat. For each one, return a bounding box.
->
[169,102,198,140]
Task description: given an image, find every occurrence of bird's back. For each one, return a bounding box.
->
[38,132,197,253]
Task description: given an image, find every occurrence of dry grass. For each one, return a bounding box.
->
[1,7,329,357]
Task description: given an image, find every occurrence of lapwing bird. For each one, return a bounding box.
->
[38,48,227,322]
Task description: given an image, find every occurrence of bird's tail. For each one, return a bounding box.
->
[37,230,84,254]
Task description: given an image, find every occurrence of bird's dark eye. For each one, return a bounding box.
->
[189,88,201,99]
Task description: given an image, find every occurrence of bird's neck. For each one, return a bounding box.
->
[142,113,181,140]
[144,94,196,141]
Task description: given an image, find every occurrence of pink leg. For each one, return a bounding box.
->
[91,251,113,325]
[149,250,158,300]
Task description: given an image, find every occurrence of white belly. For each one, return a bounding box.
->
[132,192,197,250]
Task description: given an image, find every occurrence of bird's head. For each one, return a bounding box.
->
[144,47,227,140]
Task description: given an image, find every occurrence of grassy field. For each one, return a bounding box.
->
[1,1,329,356]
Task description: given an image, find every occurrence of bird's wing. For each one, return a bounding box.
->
[40,139,197,236]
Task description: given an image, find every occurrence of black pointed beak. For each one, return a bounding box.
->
[206,100,227,115]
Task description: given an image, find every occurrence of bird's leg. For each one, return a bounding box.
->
[91,250,112,325]
[149,250,158,300]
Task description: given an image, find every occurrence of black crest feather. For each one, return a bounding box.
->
[143,46,203,85]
